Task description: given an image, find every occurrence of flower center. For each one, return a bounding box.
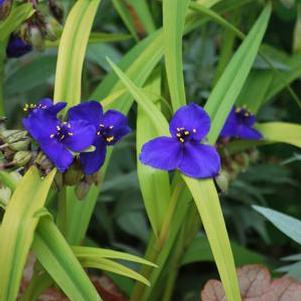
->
[96,123,115,143]
[176,127,197,143]
[50,122,73,142]
[235,107,252,123]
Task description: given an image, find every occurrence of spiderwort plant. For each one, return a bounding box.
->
[140,103,221,178]
[68,101,131,175]
[23,99,96,173]
[220,106,262,140]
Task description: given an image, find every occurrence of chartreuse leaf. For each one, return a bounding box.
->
[256,122,301,148]
[0,167,56,301]
[253,205,301,245]
[182,178,241,300]
[0,3,34,41]
[33,218,101,301]
[205,4,271,143]
[72,246,157,267]
[163,0,190,111]
[79,257,150,286]
[137,69,171,236]
[53,0,101,105]
[107,61,241,301]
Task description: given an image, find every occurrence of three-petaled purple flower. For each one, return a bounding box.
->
[68,101,131,175]
[23,99,95,172]
[220,106,262,140]
[6,35,32,58]
[140,103,221,178]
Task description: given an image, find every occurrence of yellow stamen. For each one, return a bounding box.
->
[106,136,114,142]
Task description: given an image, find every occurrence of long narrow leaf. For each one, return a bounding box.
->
[0,167,55,301]
[33,218,101,301]
[53,0,101,105]
[163,0,190,110]
[205,4,271,143]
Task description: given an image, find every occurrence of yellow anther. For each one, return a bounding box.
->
[56,125,61,131]
[109,125,114,129]
[50,134,55,138]
[176,127,180,131]
[60,135,65,140]
[106,136,114,142]
[179,138,184,143]
[176,133,181,137]
[184,131,189,136]
[96,131,101,136]
[99,123,104,128]
[68,132,74,136]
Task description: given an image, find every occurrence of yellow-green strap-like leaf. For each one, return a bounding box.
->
[0,167,56,301]
[163,0,190,111]
[205,4,271,143]
[256,122,301,148]
[33,218,102,301]
[53,0,101,105]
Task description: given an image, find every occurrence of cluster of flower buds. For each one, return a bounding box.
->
[0,0,12,20]
[20,0,63,51]
[2,0,64,58]
[0,127,32,169]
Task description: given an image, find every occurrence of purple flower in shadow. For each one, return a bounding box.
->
[6,35,32,58]
[139,103,221,179]
[68,101,131,175]
[24,98,67,116]
[23,105,95,173]
[220,106,262,140]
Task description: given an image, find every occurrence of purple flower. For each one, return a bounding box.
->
[139,103,221,179]
[23,105,95,173]
[220,106,262,140]
[24,98,67,116]
[6,35,32,58]
[68,101,131,175]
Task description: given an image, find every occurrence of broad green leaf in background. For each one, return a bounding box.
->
[33,218,101,301]
[0,167,55,301]
[205,4,271,143]
[53,0,101,105]
[163,0,190,111]
[137,69,171,236]
[253,205,301,245]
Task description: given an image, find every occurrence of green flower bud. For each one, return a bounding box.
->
[28,25,44,51]
[45,17,62,41]
[0,0,12,21]
[9,137,31,151]
[63,162,83,186]
[13,151,32,167]
[215,170,229,193]
[0,130,28,144]
[0,187,11,209]
[35,152,54,174]
[75,181,90,200]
